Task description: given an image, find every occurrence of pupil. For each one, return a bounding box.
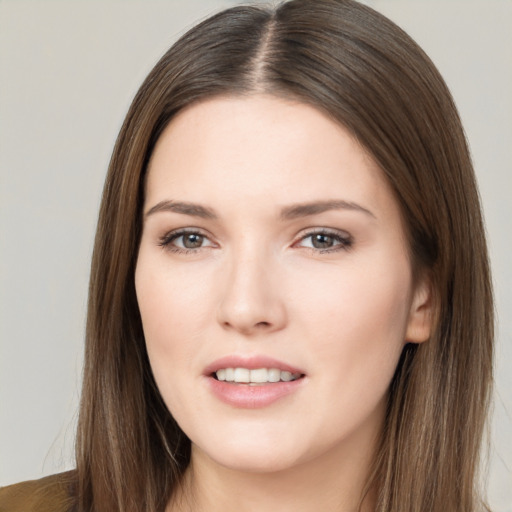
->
[184,234,203,248]
[312,234,333,249]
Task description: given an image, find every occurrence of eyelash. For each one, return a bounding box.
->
[295,228,353,253]
[158,228,353,254]
[158,229,213,254]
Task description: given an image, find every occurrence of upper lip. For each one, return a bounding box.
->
[203,355,305,376]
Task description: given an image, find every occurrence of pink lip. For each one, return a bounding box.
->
[203,355,306,409]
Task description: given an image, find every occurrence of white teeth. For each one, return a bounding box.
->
[215,367,301,384]
[250,368,269,383]
[234,368,250,383]
[280,371,293,382]
[268,368,280,382]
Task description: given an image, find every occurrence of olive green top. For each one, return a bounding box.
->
[0,472,75,512]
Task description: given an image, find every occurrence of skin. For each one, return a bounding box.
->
[135,95,432,512]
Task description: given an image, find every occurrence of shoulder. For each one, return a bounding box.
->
[0,471,76,512]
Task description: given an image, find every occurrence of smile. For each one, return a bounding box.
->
[204,356,307,408]
[214,368,302,384]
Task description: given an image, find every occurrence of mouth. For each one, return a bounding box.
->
[204,356,306,408]
[212,367,304,385]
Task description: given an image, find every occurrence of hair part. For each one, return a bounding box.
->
[75,1,493,511]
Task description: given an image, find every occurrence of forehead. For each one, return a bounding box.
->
[145,94,395,217]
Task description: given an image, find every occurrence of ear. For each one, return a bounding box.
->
[405,274,434,344]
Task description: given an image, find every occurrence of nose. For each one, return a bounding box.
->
[216,247,287,336]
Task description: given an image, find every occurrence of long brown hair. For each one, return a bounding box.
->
[75,1,494,510]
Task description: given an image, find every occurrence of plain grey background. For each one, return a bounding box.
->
[1,1,510,510]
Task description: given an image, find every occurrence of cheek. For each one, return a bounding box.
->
[134,257,208,400]
[292,255,412,382]
[287,262,411,445]
[137,289,199,426]
[136,255,212,343]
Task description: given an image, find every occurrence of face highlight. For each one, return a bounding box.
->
[135,95,431,474]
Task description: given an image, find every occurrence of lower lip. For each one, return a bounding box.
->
[206,376,305,408]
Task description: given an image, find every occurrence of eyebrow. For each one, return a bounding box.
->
[145,200,217,219]
[144,198,375,220]
[280,200,376,220]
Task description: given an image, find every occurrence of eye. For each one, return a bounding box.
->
[159,229,215,252]
[295,229,353,252]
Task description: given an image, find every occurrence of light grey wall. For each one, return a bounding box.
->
[1,1,510,510]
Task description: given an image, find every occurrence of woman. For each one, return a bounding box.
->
[0,0,493,511]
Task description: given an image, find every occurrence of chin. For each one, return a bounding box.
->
[189,423,308,474]
[199,444,303,474]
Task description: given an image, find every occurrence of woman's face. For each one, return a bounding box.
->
[135,95,431,473]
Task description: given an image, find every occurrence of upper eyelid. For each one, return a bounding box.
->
[164,227,212,238]
[294,227,352,240]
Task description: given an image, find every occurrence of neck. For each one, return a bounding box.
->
[169,431,380,512]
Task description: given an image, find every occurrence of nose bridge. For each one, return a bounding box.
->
[217,237,286,334]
